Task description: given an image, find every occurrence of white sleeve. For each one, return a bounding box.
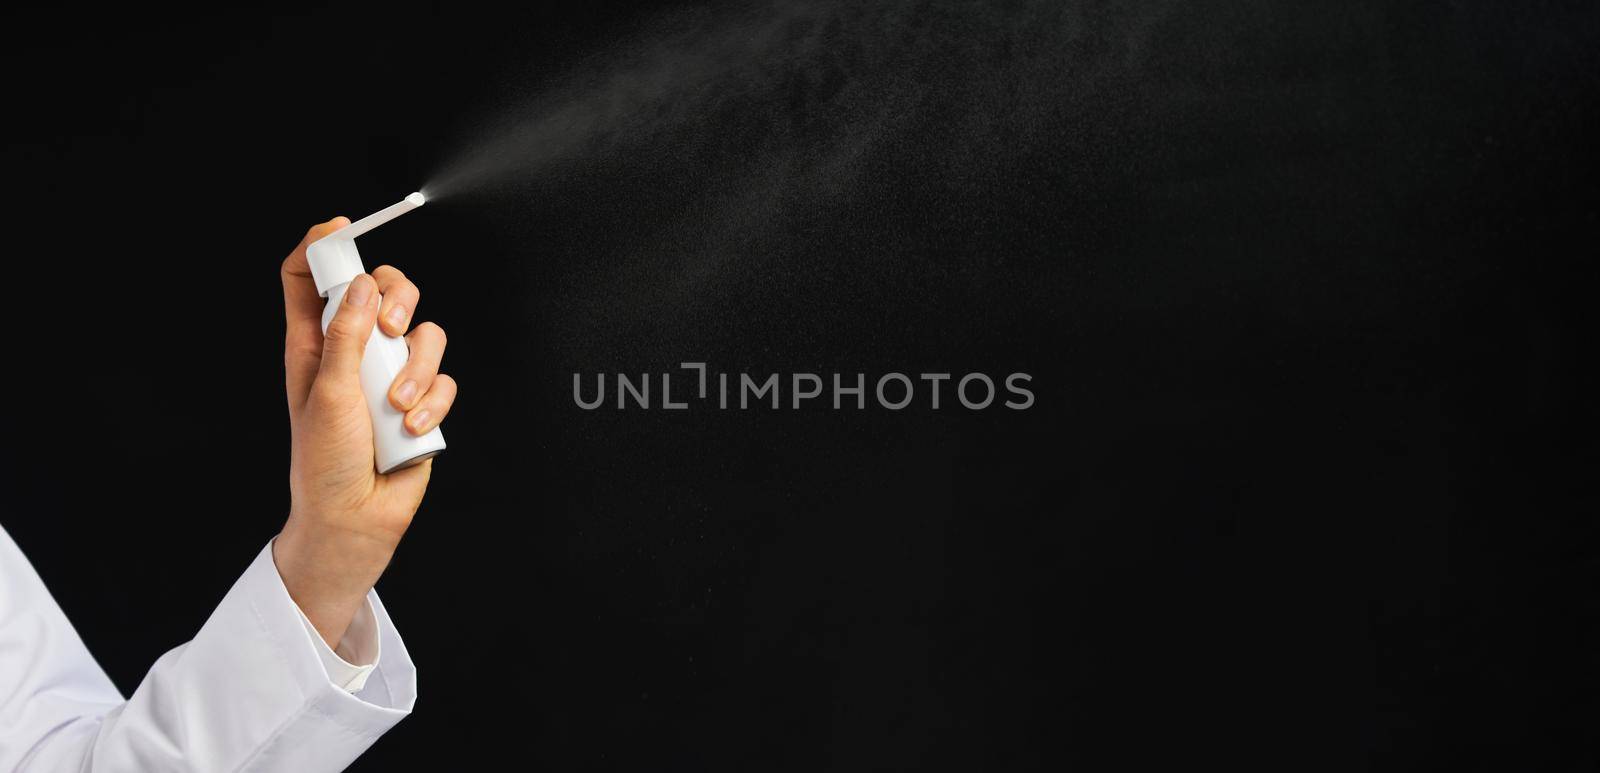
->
[0,525,417,772]
[296,596,380,694]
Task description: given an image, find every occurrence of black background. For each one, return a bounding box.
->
[3,1,1597,769]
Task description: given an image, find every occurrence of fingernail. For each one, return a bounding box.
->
[408,409,431,432]
[385,304,409,330]
[395,380,419,407]
[346,275,374,307]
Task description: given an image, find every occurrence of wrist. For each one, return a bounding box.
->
[273,519,398,646]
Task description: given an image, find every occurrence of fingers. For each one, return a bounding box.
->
[389,322,446,411]
[372,265,420,337]
[284,217,349,405]
[405,373,456,436]
[317,273,379,388]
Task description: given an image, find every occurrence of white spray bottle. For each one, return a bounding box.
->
[306,192,446,473]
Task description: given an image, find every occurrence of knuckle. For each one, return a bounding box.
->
[373,264,406,284]
[307,382,356,412]
[298,222,334,249]
[413,321,446,346]
[285,329,320,353]
[284,342,319,368]
[324,318,356,342]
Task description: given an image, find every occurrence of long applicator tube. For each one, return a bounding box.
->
[338,191,427,240]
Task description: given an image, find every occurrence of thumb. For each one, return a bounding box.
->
[319,273,379,386]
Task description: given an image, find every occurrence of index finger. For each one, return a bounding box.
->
[283,216,349,406]
[283,217,349,330]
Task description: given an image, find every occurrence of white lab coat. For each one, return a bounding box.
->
[0,524,415,771]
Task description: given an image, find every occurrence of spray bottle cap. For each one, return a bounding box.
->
[305,192,427,297]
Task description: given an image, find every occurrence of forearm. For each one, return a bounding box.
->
[274,518,398,647]
[30,541,416,773]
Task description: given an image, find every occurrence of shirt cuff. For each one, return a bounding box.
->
[294,595,380,693]
[101,539,419,771]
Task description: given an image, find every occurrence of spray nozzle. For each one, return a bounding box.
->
[306,192,427,297]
